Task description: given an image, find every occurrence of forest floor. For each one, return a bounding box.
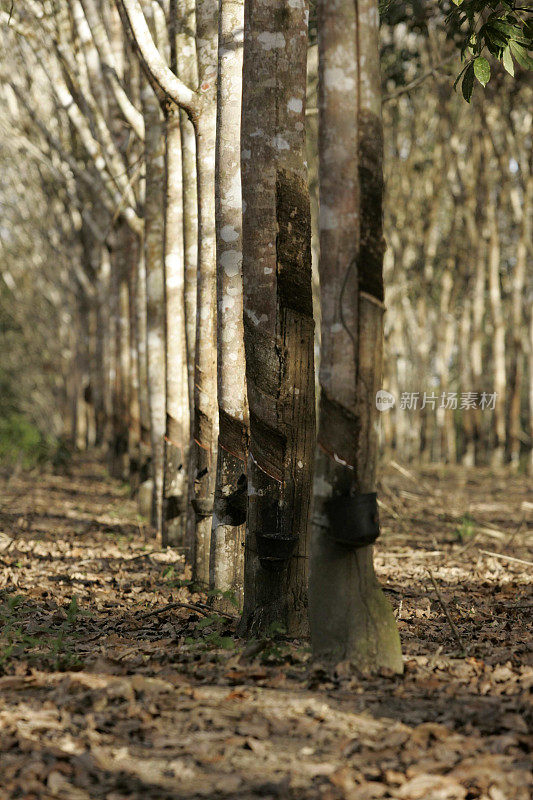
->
[0,454,531,800]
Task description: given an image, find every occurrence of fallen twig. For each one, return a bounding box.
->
[479,550,533,568]
[476,526,507,541]
[377,498,412,535]
[377,498,401,520]
[380,550,444,558]
[126,549,176,561]
[138,601,237,620]
[427,570,466,654]
[389,460,432,493]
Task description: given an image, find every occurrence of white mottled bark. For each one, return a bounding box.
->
[509,170,531,469]
[117,0,217,569]
[174,0,198,424]
[163,106,190,545]
[189,0,219,587]
[135,247,151,465]
[118,0,198,113]
[487,190,506,467]
[142,73,166,534]
[210,0,247,612]
[529,307,533,474]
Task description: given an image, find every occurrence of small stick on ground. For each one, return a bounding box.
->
[479,550,533,568]
[427,570,466,654]
[390,460,432,493]
[138,602,237,620]
[126,549,184,561]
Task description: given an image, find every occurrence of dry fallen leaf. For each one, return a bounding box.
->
[0,458,531,800]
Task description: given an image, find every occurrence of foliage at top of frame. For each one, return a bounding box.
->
[380,1,532,101]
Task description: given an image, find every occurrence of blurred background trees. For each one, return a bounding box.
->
[377,3,532,469]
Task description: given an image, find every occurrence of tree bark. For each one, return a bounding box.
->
[116,0,217,567]
[134,246,152,483]
[175,7,199,564]
[163,105,190,546]
[174,0,199,433]
[239,0,316,637]
[127,235,141,478]
[487,190,506,467]
[459,296,475,465]
[189,0,219,587]
[529,306,533,475]
[309,0,402,673]
[210,0,247,613]
[109,228,131,478]
[142,72,166,534]
[471,230,486,464]
[435,256,456,464]
[508,169,531,469]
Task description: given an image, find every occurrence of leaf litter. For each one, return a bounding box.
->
[0,455,531,799]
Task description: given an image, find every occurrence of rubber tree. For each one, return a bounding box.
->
[210,0,248,612]
[309,0,403,673]
[239,0,316,637]
[134,247,152,481]
[162,2,190,546]
[173,0,199,561]
[141,63,166,534]
[117,0,218,583]
[485,154,506,467]
[174,0,199,438]
[508,157,531,470]
[105,229,134,480]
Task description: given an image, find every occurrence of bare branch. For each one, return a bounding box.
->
[115,0,198,116]
[78,0,145,140]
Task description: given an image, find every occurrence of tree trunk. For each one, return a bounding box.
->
[127,234,141,482]
[508,170,530,469]
[239,0,316,637]
[134,245,152,488]
[100,246,114,450]
[94,276,108,446]
[487,193,506,467]
[210,0,247,613]
[142,74,166,534]
[175,0,199,425]
[119,273,131,469]
[189,0,219,587]
[163,106,190,546]
[435,260,456,464]
[529,308,533,475]
[74,297,91,450]
[309,0,402,673]
[465,168,486,467]
[460,297,475,466]
[109,229,130,478]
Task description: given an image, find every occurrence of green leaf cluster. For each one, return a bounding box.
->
[448,1,533,101]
